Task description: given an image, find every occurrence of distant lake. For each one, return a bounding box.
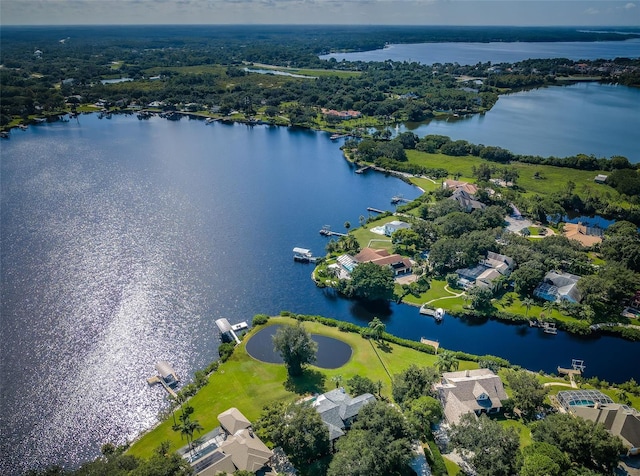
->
[320,39,640,65]
[399,82,640,162]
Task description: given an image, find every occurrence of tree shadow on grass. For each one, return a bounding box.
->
[375,340,393,354]
[284,368,327,395]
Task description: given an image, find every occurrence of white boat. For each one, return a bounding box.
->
[293,247,317,262]
[435,308,445,322]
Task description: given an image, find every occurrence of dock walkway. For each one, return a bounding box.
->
[147,375,178,398]
[420,337,440,354]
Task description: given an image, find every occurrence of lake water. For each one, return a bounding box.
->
[320,38,640,65]
[1,113,638,473]
[399,82,640,161]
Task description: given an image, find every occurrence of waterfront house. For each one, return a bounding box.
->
[353,248,413,276]
[572,403,640,455]
[456,251,515,289]
[442,180,479,195]
[312,388,376,441]
[562,222,603,247]
[190,407,274,475]
[533,271,582,303]
[557,390,640,455]
[449,188,486,212]
[434,369,508,425]
[383,220,411,237]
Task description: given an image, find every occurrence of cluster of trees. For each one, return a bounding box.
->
[25,442,191,476]
[450,409,625,476]
[336,261,396,302]
[4,24,638,129]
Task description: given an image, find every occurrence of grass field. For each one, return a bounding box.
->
[404,149,621,200]
[128,316,447,459]
[128,315,639,467]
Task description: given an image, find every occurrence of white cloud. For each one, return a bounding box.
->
[624,2,636,8]
[584,7,600,14]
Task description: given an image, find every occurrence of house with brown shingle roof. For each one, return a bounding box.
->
[190,407,274,475]
[434,369,508,425]
[353,247,413,276]
[443,180,479,195]
[572,403,640,455]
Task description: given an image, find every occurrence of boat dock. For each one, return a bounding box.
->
[215,318,242,344]
[330,133,350,140]
[419,305,444,322]
[529,320,558,334]
[293,247,319,262]
[420,337,440,354]
[355,166,370,174]
[366,207,386,214]
[319,225,347,237]
[147,361,180,398]
[391,194,413,204]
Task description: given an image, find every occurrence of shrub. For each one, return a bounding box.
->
[252,314,270,326]
[218,342,236,362]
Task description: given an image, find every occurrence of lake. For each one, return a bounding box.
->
[320,38,640,65]
[1,114,638,472]
[399,82,640,161]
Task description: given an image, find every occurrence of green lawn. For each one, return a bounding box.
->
[500,418,533,448]
[128,316,447,459]
[402,279,467,311]
[443,456,462,475]
[404,149,621,200]
[350,216,398,251]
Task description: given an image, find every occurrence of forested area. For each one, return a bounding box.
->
[2,25,639,126]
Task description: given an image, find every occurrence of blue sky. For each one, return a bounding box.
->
[2,0,639,26]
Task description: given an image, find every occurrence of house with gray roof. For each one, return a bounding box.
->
[449,188,485,212]
[456,251,515,289]
[189,407,275,475]
[533,270,582,303]
[312,388,376,441]
[572,403,640,455]
[384,220,411,237]
[434,369,508,425]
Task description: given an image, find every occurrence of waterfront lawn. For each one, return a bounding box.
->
[128,316,448,459]
[349,216,398,251]
[410,176,440,193]
[405,150,620,200]
[401,279,467,312]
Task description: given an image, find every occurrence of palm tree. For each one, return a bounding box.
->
[542,300,556,317]
[344,221,351,232]
[174,412,204,458]
[368,317,386,341]
[331,374,343,389]
[359,215,366,228]
[522,297,534,318]
[436,350,459,374]
[617,390,632,406]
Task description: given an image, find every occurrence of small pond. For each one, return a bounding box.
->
[245,324,353,369]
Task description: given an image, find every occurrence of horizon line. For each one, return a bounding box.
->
[3,23,640,28]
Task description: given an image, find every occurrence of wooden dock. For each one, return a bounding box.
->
[557,367,582,376]
[366,207,385,214]
[355,166,370,174]
[319,225,347,237]
[420,337,440,354]
[147,375,178,398]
